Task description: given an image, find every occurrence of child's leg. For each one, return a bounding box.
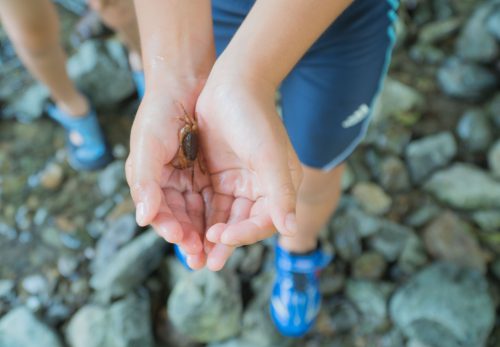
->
[88,0,142,71]
[0,0,88,117]
[279,164,344,253]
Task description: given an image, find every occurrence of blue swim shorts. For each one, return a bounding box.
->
[212,0,399,170]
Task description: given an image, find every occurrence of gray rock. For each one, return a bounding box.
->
[405,132,457,183]
[352,252,387,280]
[472,210,500,231]
[3,84,49,123]
[21,274,48,295]
[316,298,360,335]
[373,78,425,123]
[488,140,500,177]
[57,255,79,278]
[66,292,153,347]
[364,121,412,155]
[98,160,125,197]
[419,18,461,44]
[423,212,486,273]
[409,44,446,65]
[390,263,495,347]
[238,243,265,276]
[68,40,135,107]
[404,202,441,228]
[66,305,108,347]
[167,270,242,343]
[345,207,382,238]
[378,156,411,193]
[456,3,498,62]
[90,229,166,299]
[487,7,500,40]
[236,278,294,347]
[369,221,414,262]
[0,280,14,299]
[487,93,500,128]
[106,292,154,347]
[456,109,493,152]
[331,214,363,261]
[492,258,500,280]
[346,280,394,332]
[39,163,64,190]
[397,234,428,276]
[352,182,392,216]
[424,163,500,210]
[91,214,137,273]
[437,57,497,100]
[0,307,63,347]
[341,163,355,191]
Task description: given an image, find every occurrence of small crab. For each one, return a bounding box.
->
[172,103,206,186]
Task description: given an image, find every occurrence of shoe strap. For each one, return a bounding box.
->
[275,242,333,274]
[46,103,105,147]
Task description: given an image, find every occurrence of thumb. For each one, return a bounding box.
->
[256,146,301,236]
[128,125,169,227]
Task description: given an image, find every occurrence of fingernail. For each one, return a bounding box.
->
[285,213,297,235]
[136,202,146,225]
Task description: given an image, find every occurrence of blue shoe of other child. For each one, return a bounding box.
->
[270,242,332,337]
[46,103,112,171]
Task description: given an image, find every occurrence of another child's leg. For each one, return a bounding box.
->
[0,0,88,117]
[88,0,142,71]
[271,0,398,337]
[279,164,344,253]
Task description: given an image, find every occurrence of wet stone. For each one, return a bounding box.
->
[97,160,125,197]
[91,214,137,273]
[331,214,363,261]
[57,255,79,278]
[22,274,48,295]
[437,57,497,100]
[390,263,495,347]
[90,229,166,299]
[39,162,64,190]
[374,78,424,123]
[424,163,500,210]
[0,307,63,347]
[368,221,414,262]
[472,210,500,231]
[0,280,15,299]
[405,131,457,184]
[352,182,392,216]
[167,270,242,343]
[456,2,498,63]
[487,93,500,128]
[352,252,387,280]
[316,298,360,335]
[418,18,461,44]
[378,156,411,193]
[456,109,493,153]
[423,212,486,273]
[346,280,394,333]
[488,139,500,178]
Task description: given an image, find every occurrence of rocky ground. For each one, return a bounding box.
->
[1,1,500,347]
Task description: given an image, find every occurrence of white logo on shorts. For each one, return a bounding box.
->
[342,104,370,128]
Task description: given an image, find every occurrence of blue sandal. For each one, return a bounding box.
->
[46,103,113,171]
[270,242,332,337]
